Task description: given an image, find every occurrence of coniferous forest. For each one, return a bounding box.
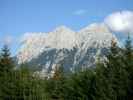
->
[0,36,133,100]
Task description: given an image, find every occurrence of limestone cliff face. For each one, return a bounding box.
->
[17,23,118,76]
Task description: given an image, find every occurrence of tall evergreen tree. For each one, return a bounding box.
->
[95,61,114,100]
[105,39,129,100]
[0,45,14,74]
[0,45,15,99]
[45,64,66,99]
[124,34,132,60]
[123,34,133,100]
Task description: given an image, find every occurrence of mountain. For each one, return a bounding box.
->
[17,23,118,77]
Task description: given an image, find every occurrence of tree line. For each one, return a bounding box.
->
[0,35,133,100]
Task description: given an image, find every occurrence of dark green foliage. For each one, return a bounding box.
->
[95,62,113,100]
[123,35,133,100]
[0,45,14,74]
[105,40,129,100]
[0,35,133,100]
[44,64,67,100]
[0,45,14,99]
[65,70,96,100]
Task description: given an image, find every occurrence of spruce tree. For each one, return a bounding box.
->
[48,64,66,99]
[0,45,14,99]
[124,34,133,99]
[124,34,132,60]
[95,61,113,100]
[0,45,13,74]
[105,39,129,100]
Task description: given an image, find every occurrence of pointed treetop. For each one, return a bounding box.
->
[111,37,117,47]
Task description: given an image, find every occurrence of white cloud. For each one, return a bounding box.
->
[73,9,87,16]
[104,11,133,34]
[2,35,13,45]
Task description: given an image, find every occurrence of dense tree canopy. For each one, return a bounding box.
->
[0,36,133,100]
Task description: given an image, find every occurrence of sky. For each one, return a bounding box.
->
[0,0,133,55]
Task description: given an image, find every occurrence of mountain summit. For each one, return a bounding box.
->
[17,23,118,75]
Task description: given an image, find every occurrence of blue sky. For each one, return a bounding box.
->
[0,0,133,55]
